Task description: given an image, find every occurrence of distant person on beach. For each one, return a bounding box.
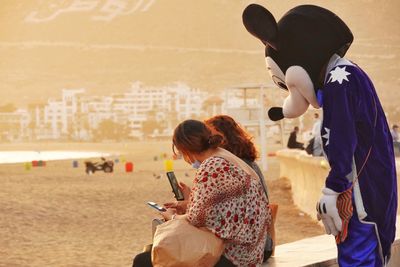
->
[287,126,304,150]
[306,113,323,156]
[390,124,400,154]
[132,119,271,267]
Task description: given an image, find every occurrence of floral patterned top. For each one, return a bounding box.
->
[187,156,271,267]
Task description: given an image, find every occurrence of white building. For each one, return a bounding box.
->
[37,89,85,140]
[112,82,208,138]
[171,82,208,121]
[10,83,211,141]
[0,109,31,141]
[80,95,114,128]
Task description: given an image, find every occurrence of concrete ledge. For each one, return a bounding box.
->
[276,149,328,221]
[265,233,337,267]
[263,216,400,267]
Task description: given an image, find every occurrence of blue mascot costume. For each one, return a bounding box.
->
[242,4,397,266]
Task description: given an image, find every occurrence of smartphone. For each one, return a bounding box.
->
[166,171,184,201]
[147,201,166,212]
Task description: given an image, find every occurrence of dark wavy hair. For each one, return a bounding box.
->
[172,120,223,156]
[205,115,258,162]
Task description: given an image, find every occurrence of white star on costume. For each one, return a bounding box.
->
[328,66,351,84]
[322,127,330,146]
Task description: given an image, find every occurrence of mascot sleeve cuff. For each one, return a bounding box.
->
[325,179,351,193]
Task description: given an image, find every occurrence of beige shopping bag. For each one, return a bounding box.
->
[151,218,224,267]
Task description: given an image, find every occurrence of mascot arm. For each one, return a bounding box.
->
[323,74,358,193]
[318,69,359,235]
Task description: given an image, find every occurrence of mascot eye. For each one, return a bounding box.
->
[272,75,288,91]
[277,82,288,90]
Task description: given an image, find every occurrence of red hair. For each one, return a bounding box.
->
[205,115,258,162]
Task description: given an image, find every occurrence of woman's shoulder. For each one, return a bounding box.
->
[202,155,231,167]
[197,156,237,176]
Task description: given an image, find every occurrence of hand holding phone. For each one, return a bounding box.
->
[164,200,189,215]
[166,171,184,200]
[147,201,166,212]
[178,182,191,200]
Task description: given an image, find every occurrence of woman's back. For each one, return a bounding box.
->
[187,156,271,266]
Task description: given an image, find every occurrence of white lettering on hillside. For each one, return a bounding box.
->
[24,0,157,23]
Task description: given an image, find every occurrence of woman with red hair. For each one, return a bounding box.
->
[205,115,269,199]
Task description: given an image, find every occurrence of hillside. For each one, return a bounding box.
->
[0,0,399,115]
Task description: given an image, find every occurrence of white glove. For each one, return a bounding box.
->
[316,188,342,236]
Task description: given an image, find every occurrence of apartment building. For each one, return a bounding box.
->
[2,83,213,141]
[38,89,86,139]
[0,109,30,141]
[112,82,208,137]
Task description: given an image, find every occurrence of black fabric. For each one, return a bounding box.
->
[305,137,315,155]
[287,131,304,149]
[214,255,237,267]
[243,159,269,201]
[263,236,274,262]
[132,251,152,267]
[132,252,236,267]
[243,159,273,263]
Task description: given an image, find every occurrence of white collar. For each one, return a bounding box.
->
[324,54,354,83]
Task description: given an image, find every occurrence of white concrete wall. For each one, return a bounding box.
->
[276,149,400,220]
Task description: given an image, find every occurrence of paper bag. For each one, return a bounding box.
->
[151,218,224,267]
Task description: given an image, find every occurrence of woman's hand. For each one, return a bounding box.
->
[164,200,189,215]
[160,208,177,221]
[179,182,191,200]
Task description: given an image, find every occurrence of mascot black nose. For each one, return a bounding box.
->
[268,107,284,121]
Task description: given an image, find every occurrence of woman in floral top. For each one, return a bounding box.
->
[162,119,271,267]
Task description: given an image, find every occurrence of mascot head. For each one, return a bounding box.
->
[242,4,353,121]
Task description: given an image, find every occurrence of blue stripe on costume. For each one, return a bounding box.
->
[338,207,383,267]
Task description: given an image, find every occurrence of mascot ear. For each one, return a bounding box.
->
[242,4,278,50]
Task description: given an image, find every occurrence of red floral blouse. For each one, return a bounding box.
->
[187,156,271,267]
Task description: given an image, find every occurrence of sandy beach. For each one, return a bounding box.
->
[0,141,324,267]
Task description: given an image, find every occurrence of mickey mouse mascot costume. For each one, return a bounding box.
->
[242,4,397,266]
